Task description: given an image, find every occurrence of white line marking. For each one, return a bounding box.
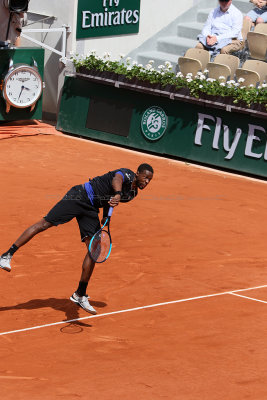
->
[230,292,267,304]
[0,283,267,337]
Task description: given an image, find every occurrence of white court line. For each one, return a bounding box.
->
[0,283,267,337]
[230,292,267,304]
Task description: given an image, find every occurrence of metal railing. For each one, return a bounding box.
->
[21,24,71,64]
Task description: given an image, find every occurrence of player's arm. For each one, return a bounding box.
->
[109,172,123,207]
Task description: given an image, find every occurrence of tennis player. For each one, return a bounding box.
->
[0,164,154,314]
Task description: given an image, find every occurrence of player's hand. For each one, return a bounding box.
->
[101,217,108,225]
[108,194,121,207]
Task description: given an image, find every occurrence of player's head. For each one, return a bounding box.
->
[135,163,154,190]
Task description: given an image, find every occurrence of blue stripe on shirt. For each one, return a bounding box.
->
[116,171,124,182]
[84,181,95,206]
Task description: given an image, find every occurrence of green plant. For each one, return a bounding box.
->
[71,52,267,110]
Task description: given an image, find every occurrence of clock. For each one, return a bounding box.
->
[2,60,43,113]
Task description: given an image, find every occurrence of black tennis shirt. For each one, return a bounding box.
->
[84,168,138,209]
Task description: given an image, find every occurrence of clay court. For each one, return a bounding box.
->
[0,121,267,399]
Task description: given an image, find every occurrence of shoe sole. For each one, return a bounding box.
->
[0,265,11,272]
[69,295,97,315]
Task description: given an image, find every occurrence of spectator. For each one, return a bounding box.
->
[245,0,267,27]
[196,0,243,56]
[0,0,28,47]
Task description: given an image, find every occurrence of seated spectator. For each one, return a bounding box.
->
[245,0,267,27]
[196,0,243,57]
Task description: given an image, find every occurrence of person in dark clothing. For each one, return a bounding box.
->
[0,164,154,314]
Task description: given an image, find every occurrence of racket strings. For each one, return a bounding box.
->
[90,230,111,262]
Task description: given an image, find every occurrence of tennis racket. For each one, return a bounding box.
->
[88,207,113,263]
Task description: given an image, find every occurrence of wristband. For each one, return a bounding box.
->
[114,191,122,196]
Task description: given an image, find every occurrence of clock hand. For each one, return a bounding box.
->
[18,85,25,100]
[23,86,30,91]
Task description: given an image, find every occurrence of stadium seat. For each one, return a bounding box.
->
[213,54,240,79]
[184,48,210,71]
[247,32,267,61]
[235,69,260,87]
[206,62,231,82]
[254,23,267,34]
[235,59,267,86]
[178,57,202,77]
[231,18,251,64]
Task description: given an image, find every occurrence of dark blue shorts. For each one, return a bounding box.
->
[44,185,101,241]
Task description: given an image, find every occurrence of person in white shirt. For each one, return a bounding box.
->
[196,0,243,56]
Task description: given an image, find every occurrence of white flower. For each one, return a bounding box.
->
[186,73,193,77]
[207,78,215,82]
[126,57,132,63]
[132,61,138,66]
[186,78,193,82]
[203,69,209,74]
[138,64,143,68]
[219,76,225,80]
[228,80,235,85]
[148,60,155,64]
[165,61,172,67]
[199,84,203,88]
[234,83,239,87]
[261,83,267,88]
[145,64,153,70]
[103,52,111,59]
[249,84,255,88]
[220,82,225,86]
[240,86,246,89]
[238,77,245,83]
[176,72,183,78]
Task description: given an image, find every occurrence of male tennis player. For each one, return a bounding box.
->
[0,163,153,314]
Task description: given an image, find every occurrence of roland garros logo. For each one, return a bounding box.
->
[141,106,168,141]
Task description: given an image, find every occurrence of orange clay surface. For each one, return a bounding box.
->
[0,121,267,399]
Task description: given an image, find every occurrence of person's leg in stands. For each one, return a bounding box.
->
[220,39,243,54]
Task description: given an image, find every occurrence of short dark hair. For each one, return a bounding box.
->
[137,163,154,174]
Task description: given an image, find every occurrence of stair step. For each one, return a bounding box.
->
[177,21,204,40]
[197,8,213,23]
[157,36,198,56]
[137,51,179,71]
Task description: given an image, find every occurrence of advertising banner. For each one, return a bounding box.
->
[57,77,267,179]
[76,0,140,39]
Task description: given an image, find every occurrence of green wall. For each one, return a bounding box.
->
[0,47,44,121]
[57,76,267,179]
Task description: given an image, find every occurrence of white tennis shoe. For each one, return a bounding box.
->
[0,254,12,272]
[70,292,97,314]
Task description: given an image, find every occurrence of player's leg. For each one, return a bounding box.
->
[70,211,100,314]
[70,240,97,314]
[0,184,83,272]
[0,218,53,272]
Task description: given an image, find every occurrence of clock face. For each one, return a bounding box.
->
[3,65,43,108]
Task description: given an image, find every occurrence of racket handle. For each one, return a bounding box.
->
[108,207,114,217]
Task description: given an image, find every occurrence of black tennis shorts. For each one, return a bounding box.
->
[44,185,101,241]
